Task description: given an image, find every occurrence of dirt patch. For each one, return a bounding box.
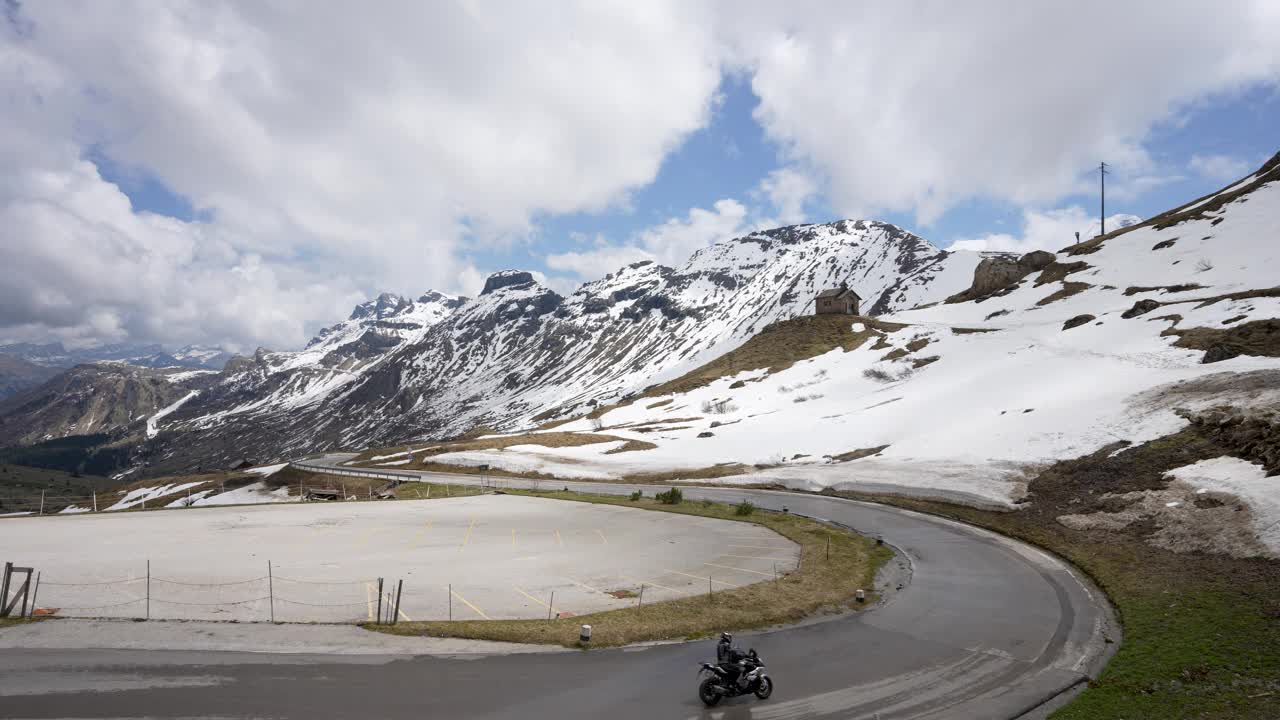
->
[645,399,674,410]
[1036,281,1093,306]
[371,432,625,466]
[603,440,658,455]
[952,326,999,334]
[911,355,940,369]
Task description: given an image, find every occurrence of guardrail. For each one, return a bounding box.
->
[288,462,416,483]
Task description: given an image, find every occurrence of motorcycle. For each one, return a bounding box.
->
[697,648,773,707]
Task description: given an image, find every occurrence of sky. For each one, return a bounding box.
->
[2,1,1278,353]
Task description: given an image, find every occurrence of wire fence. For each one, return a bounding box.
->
[10,561,396,624]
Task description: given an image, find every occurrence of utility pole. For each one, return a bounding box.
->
[1099,161,1109,236]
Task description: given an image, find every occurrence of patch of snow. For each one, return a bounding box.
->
[377,458,413,466]
[191,481,295,506]
[106,481,206,511]
[247,462,288,476]
[146,391,199,439]
[1166,457,1280,553]
[58,505,91,514]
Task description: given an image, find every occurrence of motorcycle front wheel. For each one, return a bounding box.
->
[699,678,723,707]
[754,676,774,699]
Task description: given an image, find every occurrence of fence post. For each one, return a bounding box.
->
[146,560,151,620]
[28,572,40,618]
[709,574,713,599]
[1,563,11,613]
[448,583,452,621]
[268,560,275,623]
[638,584,644,609]
[548,590,554,620]
[376,578,384,625]
[826,535,830,561]
[39,490,44,515]
[93,491,97,513]
[393,580,403,625]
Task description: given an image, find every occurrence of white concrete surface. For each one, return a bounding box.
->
[2,494,798,622]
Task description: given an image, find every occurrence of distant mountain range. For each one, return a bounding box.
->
[0,341,234,371]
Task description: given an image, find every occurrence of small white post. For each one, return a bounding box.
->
[39,490,45,515]
[93,491,98,512]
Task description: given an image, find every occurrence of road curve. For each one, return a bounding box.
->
[0,457,1116,720]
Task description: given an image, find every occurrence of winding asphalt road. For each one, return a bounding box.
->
[0,457,1116,719]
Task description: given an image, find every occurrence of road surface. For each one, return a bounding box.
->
[0,456,1116,719]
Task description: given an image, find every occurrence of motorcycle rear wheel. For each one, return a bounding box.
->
[754,676,774,699]
[699,678,723,707]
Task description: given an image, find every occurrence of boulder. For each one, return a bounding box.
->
[949,250,1057,302]
[697,431,714,438]
[1202,345,1242,364]
[1122,299,1161,319]
[1062,314,1096,331]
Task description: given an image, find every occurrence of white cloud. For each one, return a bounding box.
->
[719,2,1280,224]
[1189,153,1253,181]
[1,1,722,350]
[950,207,1142,254]
[4,2,1279,350]
[756,168,818,226]
[546,199,750,281]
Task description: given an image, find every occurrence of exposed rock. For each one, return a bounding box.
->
[697,431,714,438]
[1062,314,1096,331]
[1152,239,1177,250]
[1203,345,1242,364]
[1122,299,1162,319]
[946,250,1055,303]
[481,270,537,295]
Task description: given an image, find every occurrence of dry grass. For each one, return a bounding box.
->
[581,314,905,421]
[392,481,485,500]
[1035,261,1091,286]
[603,439,658,454]
[1036,281,1093,306]
[1166,320,1280,358]
[367,489,891,647]
[1123,284,1206,296]
[827,445,889,462]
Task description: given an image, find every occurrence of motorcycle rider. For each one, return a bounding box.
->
[716,632,748,689]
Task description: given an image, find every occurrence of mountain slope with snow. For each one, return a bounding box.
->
[397,154,1280,553]
[133,221,976,472]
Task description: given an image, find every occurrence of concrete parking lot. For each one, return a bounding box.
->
[1,494,798,623]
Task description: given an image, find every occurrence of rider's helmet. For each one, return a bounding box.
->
[719,632,732,644]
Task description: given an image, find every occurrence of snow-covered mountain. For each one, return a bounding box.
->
[407,153,1280,553]
[123,220,976,472]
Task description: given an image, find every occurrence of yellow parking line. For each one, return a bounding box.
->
[511,528,517,547]
[723,553,792,561]
[621,575,685,595]
[596,529,608,545]
[450,588,490,620]
[398,607,413,622]
[365,582,374,621]
[665,568,734,587]
[513,585,558,614]
[705,562,773,578]
[563,576,604,594]
[555,529,563,547]
[728,543,790,550]
[459,518,476,551]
